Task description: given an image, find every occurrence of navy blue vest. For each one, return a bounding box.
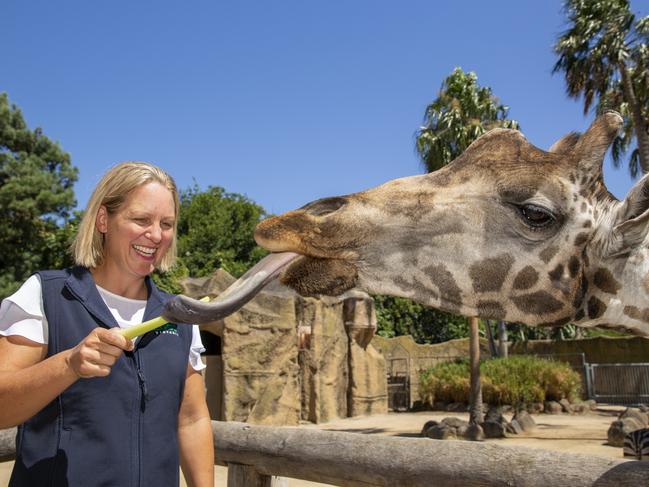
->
[10,267,193,487]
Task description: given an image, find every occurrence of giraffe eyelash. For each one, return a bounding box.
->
[515,204,557,229]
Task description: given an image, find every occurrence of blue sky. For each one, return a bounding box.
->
[2,1,646,216]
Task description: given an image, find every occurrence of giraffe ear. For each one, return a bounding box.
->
[573,111,622,173]
[606,174,649,257]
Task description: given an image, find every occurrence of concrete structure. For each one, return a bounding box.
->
[182,270,387,425]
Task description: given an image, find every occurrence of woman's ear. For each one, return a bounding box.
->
[96,206,108,234]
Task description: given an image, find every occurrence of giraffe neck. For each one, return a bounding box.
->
[583,244,649,335]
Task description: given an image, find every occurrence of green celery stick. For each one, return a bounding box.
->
[119,296,210,340]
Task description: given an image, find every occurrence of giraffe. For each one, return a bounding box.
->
[163,112,649,337]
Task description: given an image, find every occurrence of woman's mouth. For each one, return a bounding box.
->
[133,244,157,259]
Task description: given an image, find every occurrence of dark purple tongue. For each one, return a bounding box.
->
[162,252,300,324]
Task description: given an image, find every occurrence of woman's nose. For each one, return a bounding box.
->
[146,225,163,243]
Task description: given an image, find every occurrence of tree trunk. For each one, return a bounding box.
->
[619,62,649,174]
[497,320,508,358]
[484,320,497,357]
[468,316,483,425]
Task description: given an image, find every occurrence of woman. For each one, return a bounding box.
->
[0,162,214,486]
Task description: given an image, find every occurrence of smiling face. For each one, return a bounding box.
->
[96,182,176,283]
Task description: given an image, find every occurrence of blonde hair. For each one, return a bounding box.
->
[73,161,180,272]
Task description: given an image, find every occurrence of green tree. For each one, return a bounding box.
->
[553,0,649,176]
[416,67,519,172]
[374,295,469,344]
[0,93,78,297]
[176,185,268,278]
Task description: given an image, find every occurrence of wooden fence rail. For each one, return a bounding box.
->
[2,421,649,486]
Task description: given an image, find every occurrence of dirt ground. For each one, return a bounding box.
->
[0,405,631,486]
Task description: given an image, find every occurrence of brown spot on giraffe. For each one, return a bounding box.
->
[574,233,589,246]
[548,264,564,282]
[623,306,649,322]
[593,268,621,295]
[572,275,588,310]
[512,266,539,290]
[476,301,506,320]
[420,211,466,238]
[539,316,573,328]
[587,296,606,319]
[425,264,462,313]
[469,255,515,293]
[568,256,580,278]
[512,291,564,316]
[381,190,435,221]
[539,246,559,264]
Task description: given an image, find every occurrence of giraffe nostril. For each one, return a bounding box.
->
[300,196,348,216]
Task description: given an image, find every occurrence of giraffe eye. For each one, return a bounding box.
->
[518,204,555,228]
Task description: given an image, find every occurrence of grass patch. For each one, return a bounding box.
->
[420,355,581,407]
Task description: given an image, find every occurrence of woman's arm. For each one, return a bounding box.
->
[0,328,133,428]
[178,365,214,487]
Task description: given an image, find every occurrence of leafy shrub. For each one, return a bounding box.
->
[419,355,582,407]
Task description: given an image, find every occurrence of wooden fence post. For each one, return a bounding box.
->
[227,463,288,487]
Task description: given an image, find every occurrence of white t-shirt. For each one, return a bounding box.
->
[0,275,206,371]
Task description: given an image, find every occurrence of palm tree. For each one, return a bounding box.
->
[554,0,649,176]
[415,68,519,430]
[416,68,519,172]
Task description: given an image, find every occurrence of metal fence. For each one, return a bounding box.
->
[386,358,409,411]
[535,353,649,405]
[586,363,649,405]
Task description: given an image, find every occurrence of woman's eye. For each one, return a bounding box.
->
[161,222,174,230]
[518,204,555,228]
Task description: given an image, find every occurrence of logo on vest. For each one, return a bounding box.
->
[155,322,179,336]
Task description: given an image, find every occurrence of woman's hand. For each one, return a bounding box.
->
[66,328,134,378]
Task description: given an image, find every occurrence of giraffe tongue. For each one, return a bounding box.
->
[162,252,300,324]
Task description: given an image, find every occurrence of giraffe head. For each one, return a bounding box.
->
[254,112,649,335]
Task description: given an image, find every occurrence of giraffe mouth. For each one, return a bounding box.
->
[278,254,359,296]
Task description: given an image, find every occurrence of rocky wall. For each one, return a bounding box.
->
[298,296,349,423]
[182,270,387,426]
[344,293,388,417]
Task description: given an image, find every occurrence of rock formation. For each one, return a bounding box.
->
[181,269,387,425]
